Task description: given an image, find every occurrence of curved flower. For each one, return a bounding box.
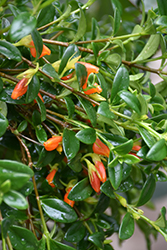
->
[64,187,75,207]
[89,170,101,193]
[46,169,57,188]
[43,136,62,151]
[11,78,28,100]
[83,83,102,95]
[30,41,51,58]
[93,138,110,158]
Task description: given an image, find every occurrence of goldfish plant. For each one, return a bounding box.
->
[1,0,167,249]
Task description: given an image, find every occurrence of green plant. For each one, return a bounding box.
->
[1,0,167,249]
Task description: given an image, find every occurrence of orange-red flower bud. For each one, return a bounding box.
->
[30,41,51,58]
[11,78,28,100]
[43,136,62,151]
[64,187,75,207]
[129,152,141,159]
[132,145,141,151]
[93,138,110,158]
[89,170,101,193]
[46,169,57,188]
[77,61,99,89]
[94,161,107,183]
[61,72,74,80]
[84,83,102,95]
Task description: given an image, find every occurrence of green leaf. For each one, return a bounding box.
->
[35,94,46,121]
[31,29,43,59]
[26,75,40,103]
[108,163,123,190]
[133,34,160,63]
[121,154,140,164]
[88,232,104,249]
[59,44,80,74]
[138,126,156,148]
[64,96,75,118]
[96,72,108,98]
[70,8,87,43]
[17,120,28,133]
[77,96,96,127]
[0,40,22,61]
[75,62,87,88]
[149,82,156,98]
[157,0,167,15]
[113,8,121,35]
[117,176,134,192]
[0,160,34,176]
[42,64,60,82]
[110,66,129,103]
[97,102,115,119]
[0,78,3,93]
[8,225,39,250]
[75,128,96,144]
[50,239,75,250]
[10,12,37,41]
[119,213,134,240]
[63,128,80,160]
[0,112,8,137]
[36,148,59,168]
[136,174,156,207]
[146,139,167,161]
[118,90,141,114]
[41,198,78,223]
[91,17,98,40]
[64,221,86,242]
[67,153,82,172]
[68,178,93,201]
[8,4,21,16]
[155,171,167,182]
[114,139,133,155]
[3,190,28,209]
[37,4,55,28]
[35,125,47,144]
[100,180,115,198]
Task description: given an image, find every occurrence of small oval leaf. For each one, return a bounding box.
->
[75,128,96,144]
[119,212,134,240]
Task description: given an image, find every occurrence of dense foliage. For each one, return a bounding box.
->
[1,0,167,249]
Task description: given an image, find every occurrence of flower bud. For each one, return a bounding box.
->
[43,136,62,151]
[11,78,28,100]
[84,83,102,95]
[94,160,107,183]
[46,169,57,188]
[64,187,75,207]
[93,138,110,158]
[89,170,101,193]
[30,41,51,58]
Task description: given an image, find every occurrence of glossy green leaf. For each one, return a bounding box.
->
[100,180,115,198]
[50,239,75,250]
[75,62,87,88]
[122,163,132,180]
[118,90,141,114]
[96,219,111,230]
[0,159,34,176]
[59,44,80,74]
[68,178,93,201]
[10,12,36,41]
[35,125,47,144]
[8,225,39,250]
[41,198,78,223]
[91,17,98,40]
[63,128,80,160]
[77,96,96,127]
[71,7,87,43]
[110,66,129,103]
[108,163,123,190]
[36,148,59,168]
[0,40,22,61]
[94,193,110,214]
[17,120,28,133]
[119,212,134,240]
[75,128,96,144]
[0,180,11,194]
[97,102,115,119]
[114,139,133,155]
[0,78,3,93]
[32,110,41,126]
[67,153,82,172]
[36,94,46,121]
[88,232,104,249]
[137,93,148,116]
[121,154,140,164]
[113,8,121,35]
[8,4,21,16]
[64,221,85,242]
[133,34,160,63]
[96,72,108,98]
[154,207,167,228]
[0,112,8,137]
[26,75,40,103]
[42,64,60,81]
[149,82,156,98]
[155,171,167,182]
[31,29,43,59]
[138,126,156,148]
[146,139,167,161]
[117,176,134,192]
[157,0,167,15]
[3,190,28,209]
[136,174,156,207]
[64,96,75,118]
[37,4,55,28]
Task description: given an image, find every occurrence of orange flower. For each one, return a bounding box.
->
[76,62,99,89]
[34,93,44,104]
[46,169,57,188]
[83,83,102,95]
[43,136,62,151]
[61,72,74,80]
[132,145,141,151]
[94,161,107,183]
[11,78,28,100]
[30,41,51,58]
[64,187,75,207]
[89,170,101,193]
[93,138,110,158]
